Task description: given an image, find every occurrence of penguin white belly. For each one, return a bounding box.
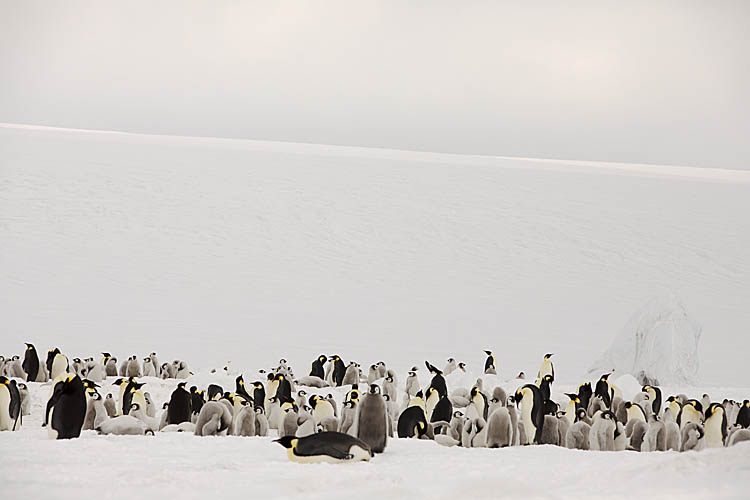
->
[521,402,535,445]
[287,445,371,464]
[704,417,724,448]
[51,355,68,380]
[564,403,576,425]
[313,402,334,423]
[0,388,11,430]
[46,407,59,439]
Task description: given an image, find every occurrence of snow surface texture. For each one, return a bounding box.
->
[2,124,749,384]
[2,368,750,500]
[589,296,702,385]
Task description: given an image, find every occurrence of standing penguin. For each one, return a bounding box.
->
[339,400,357,435]
[167,382,192,425]
[704,402,727,448]
[0,376,22,431]
[594,374,614,408]
[103,394,117,417]
[425,361,447,398]
[342,362,359,386]
[443,358,457,376]
[486,407,513,448]
[330,356,346,387]
[577,382,593,411]
[17,382,30,417]
[470,386,489,421]
[483,350,497,375]
[537,353,554,381]
[310,355,327,380]
[353,384,388,453]
[405,370,420,398]
[309,395,335,423]
[565,408,591,450]
[680,422,706,452]
[642,385,662,416]
[82,392,108,431]
[677,400,704,430]
[736,400,749,428]
[46,348,69,380]
[515,384,544,445]
[46,374,86,439]
[22,343,44,382]
[589,410,617,451]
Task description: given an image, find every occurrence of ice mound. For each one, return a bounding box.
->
[589,296,701,386]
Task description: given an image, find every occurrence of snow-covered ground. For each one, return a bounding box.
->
[3,370,750,500]
[1,124,749,498]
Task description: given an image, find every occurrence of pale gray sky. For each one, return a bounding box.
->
[1,1,748,169]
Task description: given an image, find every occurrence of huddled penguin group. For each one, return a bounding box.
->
[2,344,750,462]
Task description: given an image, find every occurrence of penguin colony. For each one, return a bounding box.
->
[2,346,750,463]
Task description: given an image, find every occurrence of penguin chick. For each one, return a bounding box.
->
[680,422,705,452]
[663,408,681,451]
[317,415,339,433]
[566,419,591,450]
[486,407,512,448]
[194,401,232,436]
[352,384,388,453]
[625,418,648,451]
[642,414,666,452]
[338,400,357,435]
[235,404,257,437]
[104,393,117,417]
[405,370,420,398]
[443,358,457,376]
[540,415,560,445]
[589,410,616,451]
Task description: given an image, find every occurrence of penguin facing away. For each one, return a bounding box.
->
[274,432,373,463]
[47,374,86,439]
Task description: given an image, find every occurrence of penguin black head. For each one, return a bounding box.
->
[162,402,169,409]
[25,343,35,350]
[706,402,724,419]
[601,410,616,421]
[129,402,141,412]
[177,382,187,390]
[458,362,466,370]
[83,379,100,389]
[600,373,611,381]
[565,393,579,402]
[415,390,423,399]
[254,406,265,415]
[369,384,381,395]
[447,357,455,363]
[274,436,297,449]
[344,400,355,408]
[112,378,125,386]
[410,366,418,371]
[266,373,275,382]
[688,399,703,413]
[544,353,553,359]
[624,401,633,409]
[575,407,587,421]
[130,382,145,391]
[543,374,554,383]
[484,350,492,355]
[744,400,750,407]
[0,376,9,385]
[385,375,393,383]
[190,386,197,394]
[308,395,318,408]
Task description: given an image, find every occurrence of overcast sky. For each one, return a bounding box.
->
[1,1,748,169]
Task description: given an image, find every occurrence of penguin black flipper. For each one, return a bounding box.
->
[45,380,66,426]
[425,361,442,375]
[9,379,22,430]
[294,432,372,459]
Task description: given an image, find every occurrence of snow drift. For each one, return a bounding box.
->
[589,296,701,385]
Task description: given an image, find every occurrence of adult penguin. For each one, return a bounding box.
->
[252,381,266,412]
[274,373,293,404]
[431,394,453,435]
[22,343,42,382]
[46,348,69,380]
[121,380,147,417]
[483,350,497,375]
[595,374,614,408]
[190,386,205,416]
[397,404,428,439]
[46,374,86,439]
[353,384,389,453]
[235,375,253,402]
[274,432,372,463]
[738,400,750,429]
[167,382,192,424]
[425,361,447,398]
[537,353,554,381]
[310,355,327,380]
[515,384,544,445]
[207,384,224,401]
[577,382,593,411]
[0,376,22,431]
[677,399,703,430]
[470,386,488,421]
[704,402,727,448]
[642,385,662,416]
[330,355,346,387]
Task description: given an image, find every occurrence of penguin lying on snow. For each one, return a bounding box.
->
[274,432,373,463]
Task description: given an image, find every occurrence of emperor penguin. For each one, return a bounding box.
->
[624,401,647,423]
[148,353,160,377]
[193,401,232,436]
[641,414,666,452]
[338,400,357,435]
[594,374,614,408]
[397,404,428,438]
[309,394,335,423]
[443,358,457,376]
[118,358,128,377]
[565,408,591,450]
[46,374,86,439]
[727,426,750,446]
[736,400,749,428]
[483,350,497,375]
[405,370,420,398]
[235,375,253,402]
[342,362,359,386]
[663,407,681,450]
[22,343,45,382]
[296,408,316,437]
[564,394,581,425]
[104,393,117,417]
[273,373,293,405]
[537,353,554,382]
[330,355,346,387]
[190,387,205,416]
[680,422,706,452]
[589,410,617,451]
[6,357,26,379]
[17,382,30,417]
[345,385,360,406]
[254,407,269,436]
[470,386,489,421]
[0,376,22,431]
[704,402,727,448]
[665,396,682,422]
[486,407,513,448]
[587,396,607,418]
[430,394,453,434]
[352,384,388,453]
[425,361,447,398]
[367,365,380,384]
[142,357,156,377]
[82,391,108,431]
[167,382,192,424]
[160,363,171,379]
[376,361,387,379]
[235,402,257,437]
[424,387,441,421]
[540,414,561,445]
[46,348,70,380]
[324,394,338,417]
[462,417,488,447]
[577,382,593,411]
[642,385,662,416]
[515,384,544,445]
[128,402,159,433]
[274,432,373,463]
[310,355,327,379]
[382,375,397,401]
[104,357,118,377]
[677,399,703,430]
[70,358,84,377]
[174,360,190,379]
[96,413,149,435]
[252,381,266,412]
